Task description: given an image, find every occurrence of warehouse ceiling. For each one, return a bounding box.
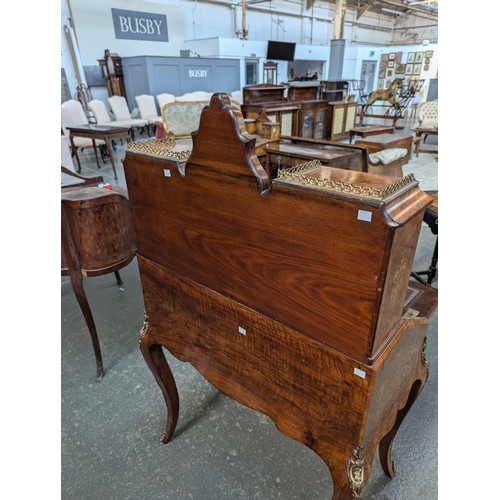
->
[306,0,438,18]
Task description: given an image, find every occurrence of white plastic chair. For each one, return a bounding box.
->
[61,100,106,170]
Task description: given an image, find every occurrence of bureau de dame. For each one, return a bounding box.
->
[123,94,437,499]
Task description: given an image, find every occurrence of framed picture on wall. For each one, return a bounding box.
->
[377,79,385,89]
[396,51,403,63]
[424,64,430,71]
[378,69,386,79]
[415,52,424,63]
[413,63,422,74]
[387,69,394,78]
[407,52,415,63]
[388,60,395,68]
[425,50,434,58]
[405,64,414,75]
[395,63,406,74]
[388,53,396,60]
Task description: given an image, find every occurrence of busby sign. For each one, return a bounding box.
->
[112,8,168,42]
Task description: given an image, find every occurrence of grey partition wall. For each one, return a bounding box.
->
[121,55,241,110]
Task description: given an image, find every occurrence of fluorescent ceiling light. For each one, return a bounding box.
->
[381,7,404,15]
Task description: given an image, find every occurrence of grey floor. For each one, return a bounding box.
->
[61,126,438,499]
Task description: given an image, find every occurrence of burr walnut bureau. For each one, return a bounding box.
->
[123,94,437,499]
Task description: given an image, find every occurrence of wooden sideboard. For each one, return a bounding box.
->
[242,83,332,139]
[123,94,437,499]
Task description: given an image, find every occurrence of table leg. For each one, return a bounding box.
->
[68,270,105,382]
[69,135,82,173]
[91,139,101,169]
[414,136,421,157]
[427,236,438,284]
[105,139,118,180]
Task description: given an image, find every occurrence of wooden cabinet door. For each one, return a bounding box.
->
[332,104,346,135]
[313,109,325,139]
[345,103,357,131]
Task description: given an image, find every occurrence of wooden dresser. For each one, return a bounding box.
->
[123,94,437,499]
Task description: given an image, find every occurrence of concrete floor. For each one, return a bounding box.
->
[61,127,438,499]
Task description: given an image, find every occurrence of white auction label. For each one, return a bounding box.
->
[357,210,372,222]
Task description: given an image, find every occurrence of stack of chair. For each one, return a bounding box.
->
[88,98,148,140]
[61,99,106,169]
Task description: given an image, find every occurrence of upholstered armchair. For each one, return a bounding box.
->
[417,100,438,129]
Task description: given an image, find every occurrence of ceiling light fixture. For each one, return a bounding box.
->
[381,7,404,15]
[408,0,438,5]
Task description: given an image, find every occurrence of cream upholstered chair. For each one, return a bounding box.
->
[107,95,148,139]
[156,93,176,110]
[161,101,209,139]
[175,90,213,102]
[61,100,106,169]
[415,100,438,149]
[417,100,438,129]
[230,90,243,107]
[135,94,162,134]
[89,99,145,140]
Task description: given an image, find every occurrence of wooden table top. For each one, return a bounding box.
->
[356,133,413,146]
[266,142,356,160]
[350,125,395,134]
[67,124,129,134]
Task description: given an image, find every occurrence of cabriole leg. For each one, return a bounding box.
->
[139,314,179,443]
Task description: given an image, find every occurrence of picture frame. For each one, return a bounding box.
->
[425,50,434,58]
[423,64,430,71]
[378,69,386,79]
[407,52,415,63]
[395,51,403,63]
[388,60,395,68]
[413,63,421,75]
[377,79,385,89]
[425,57,430,64]
[405,63,414,75]
[388,52,396,60]
[395,63,406,74]
[387,69,394,78]
[415,52,424,63]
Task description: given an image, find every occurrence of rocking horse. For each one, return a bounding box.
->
[364,78,404,107]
